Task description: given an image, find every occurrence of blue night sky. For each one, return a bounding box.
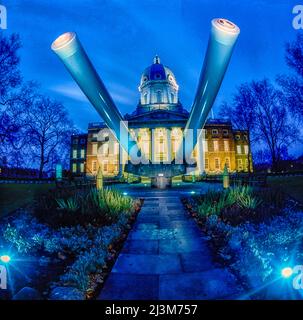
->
[1,0,301,154]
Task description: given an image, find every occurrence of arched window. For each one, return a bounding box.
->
[171,93,174,103]
[156,90,162,103]
[144,92,148,104]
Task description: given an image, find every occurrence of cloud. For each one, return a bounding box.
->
[49,83,87,102]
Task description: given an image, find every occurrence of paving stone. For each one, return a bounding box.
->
[159,269,243,300]
[180,252,214,272]
[122,240,159,254]
[99,193,243,300]
[159,238,210,254]
[111,253,182,274]
[99,274,159,300]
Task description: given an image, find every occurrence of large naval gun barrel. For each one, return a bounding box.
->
[183,18,240,161]
[51,32,141,161]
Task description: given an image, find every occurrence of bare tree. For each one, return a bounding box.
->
[24,96,74,178]
[0,33,22,147]
[278,33,303,119]
[220,83,256,173]
[251,79,299,172]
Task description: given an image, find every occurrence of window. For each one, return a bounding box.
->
[156,90,162,103]
[114,142,119,155]
[80,163,84,173]
[203,140,208,152]
[102,160,108,173]
[80,139,86,144]
[102,143,109,155]
[223,129,229,136]
[205,158,209,170]
[215,158,220,170]
[235,135,240,141]
[237,145,242,154]
[92,143,98,155]
[144,92,148,104]
[226,157,231,168]
[213,140,219,152]
[92,160,97,173]
[244,145,249,155]
[80,149,85,158]
[171,93,174,103]
[212,129,219,135]
[72,149,77,159]
[237,159,243,170]
[72,163,77,173]
[73,139,78,145]
[92,133,98,139]
[245,159,249,170]
[243,135,248,141]
[224,140,229,152]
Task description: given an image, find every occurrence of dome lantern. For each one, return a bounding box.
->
[138,56,179,108]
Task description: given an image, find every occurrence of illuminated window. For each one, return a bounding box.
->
[103,160,108,173]
[205,158,209,169]
[156,91,162,103]
[225,158,230,169]
[80,149,85,158]
[171,93,174,103]
[244,145,249,155]
[203,140,208,152]
[80,163,84,173]
[92,143,98,155]
[224,140,229,152]
[215,158,220,170]
[72,163,77,173]
[213,140,219,152]
[92,160,97,173]
[114,142,119,155]
[144,92,148,104]
[72,149,77,159]
[102,143,109,155]
[237,159,243,170]
[237,145,242,154]
[245,159,249,170]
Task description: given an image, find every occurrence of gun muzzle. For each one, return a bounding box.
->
[51,32,141,161]
[183,18,240,161]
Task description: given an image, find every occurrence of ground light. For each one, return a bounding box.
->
[123,192,128,196]
[0,255,11,264]
[190,191,196,194]
[281,267,293,278]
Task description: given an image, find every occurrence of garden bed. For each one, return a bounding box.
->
[182,186,303,300]
[0,187,142,300]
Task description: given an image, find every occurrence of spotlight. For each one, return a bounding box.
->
[281,267,293,278]
[0,255,11,264]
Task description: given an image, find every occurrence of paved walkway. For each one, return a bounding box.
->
[99,196,243,300]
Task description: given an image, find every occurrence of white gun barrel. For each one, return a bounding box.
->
[51,32,141,161]
[184,19,240,161]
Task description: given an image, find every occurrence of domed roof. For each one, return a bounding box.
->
[140,56,178,89]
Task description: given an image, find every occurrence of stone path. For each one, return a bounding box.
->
[99,196,243,300]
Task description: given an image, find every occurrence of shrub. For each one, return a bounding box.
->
[35,187,133,228]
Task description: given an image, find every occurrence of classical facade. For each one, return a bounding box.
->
[70,56,252,178]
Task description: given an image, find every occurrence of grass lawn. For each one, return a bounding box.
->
[0,183,55,218]
[267,175,303,203]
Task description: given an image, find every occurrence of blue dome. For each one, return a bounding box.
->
[140,56,178,88]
